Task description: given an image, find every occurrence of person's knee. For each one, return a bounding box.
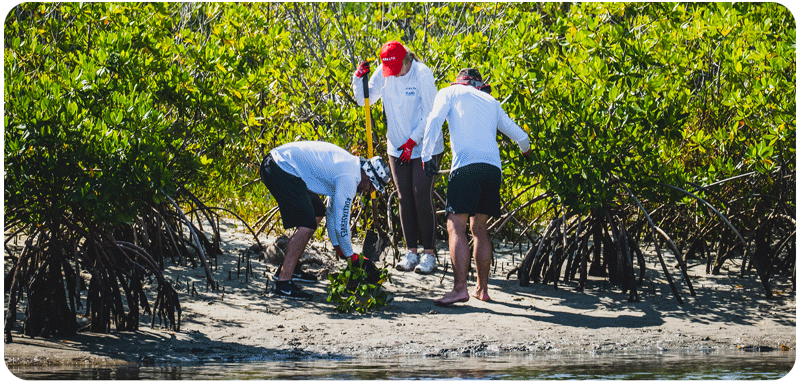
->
[447,214,468,236]
[294,226,316,239]
[470,223,488,237]
[470,215,489,237]
[446,223,459,237]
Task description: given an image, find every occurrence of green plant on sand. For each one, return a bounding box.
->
[326,257,391,314]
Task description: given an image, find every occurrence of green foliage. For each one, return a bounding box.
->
[4,2,794,241]
[5,3,179,228]
[496,3,794,214]
[326,257,391,314]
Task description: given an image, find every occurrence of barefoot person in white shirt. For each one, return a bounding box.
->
[260,141,391,300]
[420,68,532,306]
[352,41,443,275]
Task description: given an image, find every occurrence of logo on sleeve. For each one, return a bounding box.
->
[339,197,352,238]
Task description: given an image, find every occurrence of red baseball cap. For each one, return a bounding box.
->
[380,41,407,77]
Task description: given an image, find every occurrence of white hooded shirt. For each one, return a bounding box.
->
[352,60,444,159]
[421,84,530,171]
[270,141,361,257]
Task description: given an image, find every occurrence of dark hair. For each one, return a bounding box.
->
[456,68,483,82]
[453,68,491,94]
[404,51,421,64]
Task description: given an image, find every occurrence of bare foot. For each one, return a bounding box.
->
[433,290,469,306]
[471,289,491,302]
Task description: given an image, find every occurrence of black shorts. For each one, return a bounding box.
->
[445,163,502,218]
[260,153,326,230]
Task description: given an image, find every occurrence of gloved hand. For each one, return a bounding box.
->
[355,60,370,78]
[345,254,382,284]
[347,253,367,263]
[423,159,439,177]
[336,250,369,263]
[334,245,346,260]
[397,138,416,164]
[522,149,533,159]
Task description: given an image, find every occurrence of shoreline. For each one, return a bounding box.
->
[4,222,796,368]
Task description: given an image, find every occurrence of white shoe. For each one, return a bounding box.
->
[414,253,437,274]
[395,251,419,271]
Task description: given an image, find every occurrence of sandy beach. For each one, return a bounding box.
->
[4,220,796,368]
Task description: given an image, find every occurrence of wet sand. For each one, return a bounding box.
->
[4,221,796,368]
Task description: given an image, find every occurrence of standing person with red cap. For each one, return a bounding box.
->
[352,41,444,275]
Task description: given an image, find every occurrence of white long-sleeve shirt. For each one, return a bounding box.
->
[352,60,444,159]
[421,84,530,171]
[270,141,361,256]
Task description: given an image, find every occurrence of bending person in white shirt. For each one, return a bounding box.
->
[352,41,444,275]
[420,68,531,306]
[260,141,392,301]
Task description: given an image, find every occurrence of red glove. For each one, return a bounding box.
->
[347,254,367,263]
[397,138,416,163]
[355,60,370,78]
[334,246,368,262]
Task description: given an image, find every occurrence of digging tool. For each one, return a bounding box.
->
[359,63,388,261]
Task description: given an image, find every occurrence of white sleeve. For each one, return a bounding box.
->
[352,66,384,107]
[420,90,451,162]
[496,103,530,153]
[325,176,359,257]
[409,68,438,144]
[325,197,339,248]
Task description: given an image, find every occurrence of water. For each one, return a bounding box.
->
[9,349,796,380]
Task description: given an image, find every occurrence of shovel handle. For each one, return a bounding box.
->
[361,62,376,199]
[361,69,370,100]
